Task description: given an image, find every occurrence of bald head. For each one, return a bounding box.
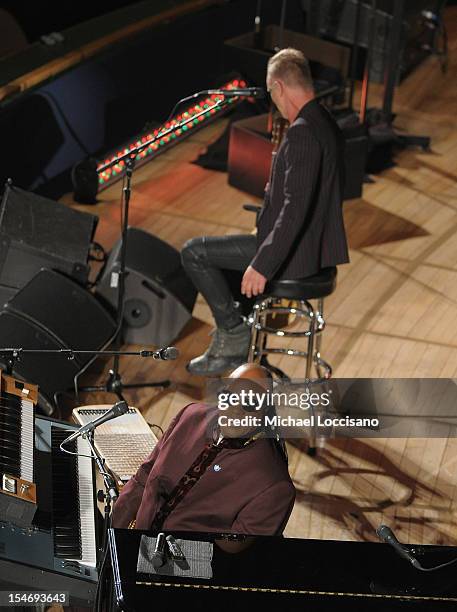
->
[218,363,273,438]
[229,363,273,394]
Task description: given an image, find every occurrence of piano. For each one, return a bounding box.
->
[0,415,99,607]
[109,529,457,611]
[0,371,37,527]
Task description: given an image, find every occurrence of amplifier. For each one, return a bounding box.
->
[228,111,367,201]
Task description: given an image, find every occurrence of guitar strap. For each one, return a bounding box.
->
[148,431,264,531]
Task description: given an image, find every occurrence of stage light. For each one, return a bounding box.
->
[72,78,248,204]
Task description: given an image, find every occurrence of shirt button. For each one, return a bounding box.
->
[213,464,222,472]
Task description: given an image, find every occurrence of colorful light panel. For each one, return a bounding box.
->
[97,78,247,189]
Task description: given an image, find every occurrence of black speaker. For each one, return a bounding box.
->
[96,228,197,346]
[335,115,368,200]
[0,269,116,412]
[0,182,98,301]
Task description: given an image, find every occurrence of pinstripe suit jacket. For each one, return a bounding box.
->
[251,99,350,280]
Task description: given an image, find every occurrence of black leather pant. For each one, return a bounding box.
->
[181,234,257,329]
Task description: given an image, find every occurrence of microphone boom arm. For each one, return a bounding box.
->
[0,346,179,361]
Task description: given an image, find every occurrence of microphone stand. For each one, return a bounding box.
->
[89,427,117,612]
[61,408,121,611]
[0,346,178,412]
[77,94,230,404]
[84,430,118,555]
[359,0,375,125]
[349,0,363,112]
[254,0,262,48]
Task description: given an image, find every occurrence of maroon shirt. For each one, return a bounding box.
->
[112,403,295,535]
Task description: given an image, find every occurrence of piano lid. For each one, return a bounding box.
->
[109,528,457,611]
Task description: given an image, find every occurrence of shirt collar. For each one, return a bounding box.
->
[212,426,265,449]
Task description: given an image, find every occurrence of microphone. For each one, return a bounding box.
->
[205,87,266,99]
[140,346,179,360]
[166,535,185,561]
[152,532,167,569]
[62,401,129,445]
[166,534,189,570]
[376,525,421,569]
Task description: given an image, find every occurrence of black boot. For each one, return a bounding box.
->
[187,321,251,376]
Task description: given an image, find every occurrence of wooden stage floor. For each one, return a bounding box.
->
[62,8,457,545]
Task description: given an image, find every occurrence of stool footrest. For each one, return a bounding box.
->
[262,347,308,358]
[253,305,312,317]
[250,323,313,338]
[248,293,333,381]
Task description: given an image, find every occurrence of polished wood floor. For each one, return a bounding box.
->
[62,8,457,544]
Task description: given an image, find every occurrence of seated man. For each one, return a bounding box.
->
[112,363,295,540]
[181,48,349,376]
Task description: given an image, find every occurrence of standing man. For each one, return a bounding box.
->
[181,48,349,376]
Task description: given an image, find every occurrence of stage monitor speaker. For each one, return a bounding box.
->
[96,227,197,346]
[0,182,98,301]
[0,269,116,413]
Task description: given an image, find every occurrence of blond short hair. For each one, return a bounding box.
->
[267,48,314,92]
